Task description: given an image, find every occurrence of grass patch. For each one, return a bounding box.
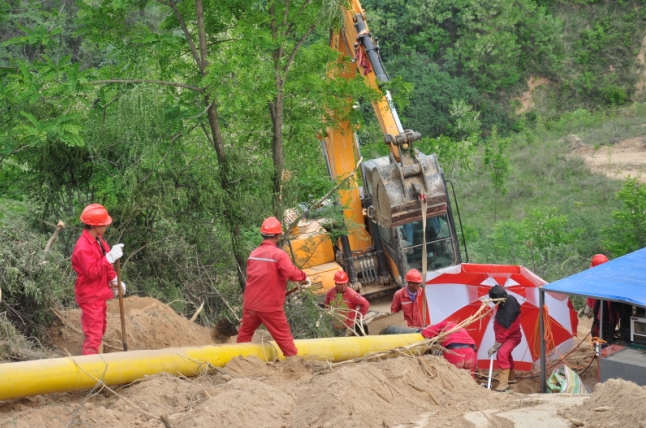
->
[451,103,646,281]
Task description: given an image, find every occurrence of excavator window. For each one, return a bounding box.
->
[396,214,455,272]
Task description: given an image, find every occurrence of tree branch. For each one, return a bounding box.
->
[88,79,203,92]
[156,0,202,70]
[195,0,209,73]
[284,157,363,238]
[284,25,316,79]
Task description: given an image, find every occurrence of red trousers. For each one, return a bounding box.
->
[497,336,521,370]
[236,308,298,357]
[444,347,477,377]
[79,300,108,355]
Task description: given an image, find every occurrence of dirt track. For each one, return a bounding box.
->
[569,135,646,183]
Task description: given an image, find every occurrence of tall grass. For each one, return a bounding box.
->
[452,103,646,283]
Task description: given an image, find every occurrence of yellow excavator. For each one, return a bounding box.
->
[287,0,467,303]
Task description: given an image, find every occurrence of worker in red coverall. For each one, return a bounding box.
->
[487,285,522,391]
[420,321,478,377]
[391,269,427,328]
[236,217,309,358]
[584,254,631,343]
[71,204,126,355]
[325,270,370,335]
[584,254,609,320]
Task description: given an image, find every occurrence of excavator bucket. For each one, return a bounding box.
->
[363,152,448,227]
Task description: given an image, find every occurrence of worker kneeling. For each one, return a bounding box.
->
[420,321,477,377]
[325,270,370,336]
[380,322,477,376]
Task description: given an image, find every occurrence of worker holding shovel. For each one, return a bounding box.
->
[487,285,522,392]
[71,204,126,355]
[236,217,309,358]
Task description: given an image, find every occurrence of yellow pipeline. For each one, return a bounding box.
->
[0,334,423,401]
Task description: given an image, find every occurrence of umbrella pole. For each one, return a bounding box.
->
[487,355,495,389]
[539,288,546,393]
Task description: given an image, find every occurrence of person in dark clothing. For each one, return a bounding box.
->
[487,285,522,391]
[586,254,633,343]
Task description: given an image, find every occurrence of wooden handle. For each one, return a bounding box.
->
[115,259,128,351]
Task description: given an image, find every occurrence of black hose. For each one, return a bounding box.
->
[380,325,421,335]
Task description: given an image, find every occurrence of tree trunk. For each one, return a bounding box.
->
[269,92,285,219]
[206,97,247,290]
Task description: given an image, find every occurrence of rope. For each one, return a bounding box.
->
[420,195,429,324]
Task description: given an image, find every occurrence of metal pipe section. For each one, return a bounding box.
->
[340,234,358,285]
[353,14,389,82]
[0,334,424,401]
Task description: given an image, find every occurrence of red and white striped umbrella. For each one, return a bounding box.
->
[424,263,578,371]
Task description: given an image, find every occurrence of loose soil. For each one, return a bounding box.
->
[0,299,622,428]
[568,134,646,183]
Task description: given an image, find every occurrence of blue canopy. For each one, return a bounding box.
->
[544,247,646,307]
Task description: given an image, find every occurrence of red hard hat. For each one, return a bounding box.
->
[80,204,112,227]
[405,269,423,283]
[590,254,609,268]
[260,217,283,235]
[334,270,349,284]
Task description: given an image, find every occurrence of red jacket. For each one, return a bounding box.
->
[391,286,428,328]
[71,229,116,304]
[493,314,522,343]
[325,286,370,328]
[421,321,476,347]
[243,240,306,312]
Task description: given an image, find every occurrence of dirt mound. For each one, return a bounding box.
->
[0,355,515,428]
[569,135,646,183]
[47,296,214,355]
[561,378,646,427]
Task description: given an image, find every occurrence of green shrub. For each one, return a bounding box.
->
[0,203,75,337]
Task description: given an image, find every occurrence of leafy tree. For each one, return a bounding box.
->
[418,99,481,176]
[603,178,646,257]
[483,126,510,220]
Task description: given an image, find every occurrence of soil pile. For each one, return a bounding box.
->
[0,355,514,428]
[47,296,214,355]
[561,378,646,428]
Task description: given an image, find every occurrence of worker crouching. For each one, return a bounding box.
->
[420,321,477,377]
[487,285,522,392]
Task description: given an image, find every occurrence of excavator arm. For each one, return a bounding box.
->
[289,0,464,298]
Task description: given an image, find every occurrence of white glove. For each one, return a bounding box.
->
[111,278,126,297]
[105,243,124,264]
[299,278,312,290]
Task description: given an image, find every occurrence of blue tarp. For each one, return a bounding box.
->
[544,247,646,307]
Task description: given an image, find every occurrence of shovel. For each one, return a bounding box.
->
[486,354,495,389]
[115,259,128,351]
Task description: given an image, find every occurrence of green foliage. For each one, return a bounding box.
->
[603,178,646,257]
[286,292,335,339]
[0,202,75,336]
[474,208,582,280]
[483,126,511,219]
[0,313,50,362]
[417,100,481,176]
